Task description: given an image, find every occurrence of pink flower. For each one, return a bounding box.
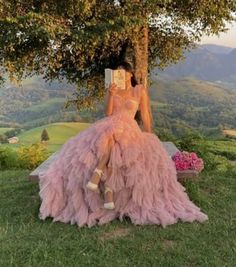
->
[171,151,204,172]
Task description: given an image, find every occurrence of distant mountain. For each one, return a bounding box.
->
[200,44,234,54]
[155,44,236,89]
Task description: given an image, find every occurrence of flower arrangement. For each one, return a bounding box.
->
[172,151,204,172]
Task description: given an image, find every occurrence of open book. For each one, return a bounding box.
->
[105,68,126,90]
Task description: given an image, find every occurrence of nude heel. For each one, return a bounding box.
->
[104,186,115,210]
[86,168,104,191]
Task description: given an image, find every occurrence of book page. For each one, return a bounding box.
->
[113,69,125,90]
[105,68,126,90]
[105,69,113,89]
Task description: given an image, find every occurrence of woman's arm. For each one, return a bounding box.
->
[139,85,152,133]
[105,90,114,116]
[104,83,118,116]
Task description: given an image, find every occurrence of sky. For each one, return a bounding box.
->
[199,21,236,48]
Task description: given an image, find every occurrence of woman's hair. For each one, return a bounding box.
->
[115,61,153,131]
[116,61,138,88]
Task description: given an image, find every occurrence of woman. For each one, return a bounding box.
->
[38,62,208,228]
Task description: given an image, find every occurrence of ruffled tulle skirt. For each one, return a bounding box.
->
[38,113,208,227]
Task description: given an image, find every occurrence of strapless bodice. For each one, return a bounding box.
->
[111,85,141,119]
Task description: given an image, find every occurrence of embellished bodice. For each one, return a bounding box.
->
[112,85,142,119]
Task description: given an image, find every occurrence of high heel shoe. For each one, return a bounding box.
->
[86,168,104,191]
[104,186,115,210]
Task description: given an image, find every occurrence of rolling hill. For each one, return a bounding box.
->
[2,122,91,153]
[149,77,236,137]
[0,76,77,127]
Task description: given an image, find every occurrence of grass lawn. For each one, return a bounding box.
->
[0,163,235,267]
[1,122,91,153]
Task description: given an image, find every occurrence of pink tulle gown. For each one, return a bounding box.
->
[38,85,208,228]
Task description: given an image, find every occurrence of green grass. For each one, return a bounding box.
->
[1,122,90,153]
[0,163,235,267]
[0,127,13,135]
[206,140,236,160]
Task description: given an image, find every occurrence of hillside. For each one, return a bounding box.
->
[150,78,236,105]
[156,45,236,90]
[3,122,91,153]
[149,78,236,136]
[0,77,73,113]
[0,76,77,127]
[1,76,236,138]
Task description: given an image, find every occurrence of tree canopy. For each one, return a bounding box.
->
[0,0,235,108]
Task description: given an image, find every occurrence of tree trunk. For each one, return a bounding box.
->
[133,25,148,88]
[131,24,153,129]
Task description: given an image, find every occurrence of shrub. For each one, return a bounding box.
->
[201,152,230,171]
[4,128,22,138]
[154,127,177,142]
[18,142,49,169]
[0,147,20,169]
[0,134,8,144]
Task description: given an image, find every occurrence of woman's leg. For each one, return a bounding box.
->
[87,137,115,209]
[86,137,113,190]
[104,167,114,209]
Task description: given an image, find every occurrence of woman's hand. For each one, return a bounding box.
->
[108,83,118,96]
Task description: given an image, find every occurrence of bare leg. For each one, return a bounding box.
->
[87,138,115,209]
[104,185,115,210]
[86,138,113,191]
[104,168,114,206]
